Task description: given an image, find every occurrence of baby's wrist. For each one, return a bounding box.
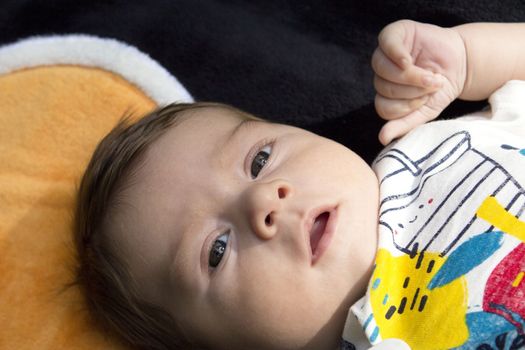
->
[450,25,470,101]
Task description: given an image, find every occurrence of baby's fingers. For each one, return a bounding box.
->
[375,94,428,121]
[372,48,442,89]
[378,105,439,145]
[374,75,437,100]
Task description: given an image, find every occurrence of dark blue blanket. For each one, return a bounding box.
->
[1,0,519,162]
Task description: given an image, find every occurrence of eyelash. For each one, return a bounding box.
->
[208,230,230,270]
[247,138,275,179]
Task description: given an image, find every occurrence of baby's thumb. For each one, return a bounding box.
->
[379,120,403,146]
[378,107,438,145]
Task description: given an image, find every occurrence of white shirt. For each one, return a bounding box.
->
[343,81,525,350]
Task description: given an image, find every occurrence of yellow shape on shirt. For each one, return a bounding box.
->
[370,249,468,349]
[476,196,525,243]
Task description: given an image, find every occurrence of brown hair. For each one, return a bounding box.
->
[73,102,258,350]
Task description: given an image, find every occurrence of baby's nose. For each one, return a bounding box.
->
[244,179,292,240]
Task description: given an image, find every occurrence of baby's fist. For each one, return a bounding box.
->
[372,20,466,145]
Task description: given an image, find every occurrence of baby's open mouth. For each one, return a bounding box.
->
[309,211,329,255]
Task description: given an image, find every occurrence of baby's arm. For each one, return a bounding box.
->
[456,23,525,101]
[373,20,525,145]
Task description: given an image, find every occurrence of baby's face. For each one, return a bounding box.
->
[112,107,379,349]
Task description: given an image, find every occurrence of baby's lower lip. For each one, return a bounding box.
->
[311,207,337,265]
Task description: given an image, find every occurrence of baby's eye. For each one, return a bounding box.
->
[209,231,229,268]
[251,144,272,179]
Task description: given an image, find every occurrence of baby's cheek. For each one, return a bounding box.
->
[231,263,325,346]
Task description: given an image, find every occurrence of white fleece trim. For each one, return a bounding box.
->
[0,34,193,104]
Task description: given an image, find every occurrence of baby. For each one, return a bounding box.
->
[74,20,525,350]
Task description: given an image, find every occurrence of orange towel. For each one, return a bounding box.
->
[0,36,191,349]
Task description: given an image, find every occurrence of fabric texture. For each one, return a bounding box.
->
[344,81,525,349]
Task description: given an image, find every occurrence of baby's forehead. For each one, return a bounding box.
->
[178,105,260,127]
[148,106,268,162]
[160,107,247,147]
[136,106,262,180]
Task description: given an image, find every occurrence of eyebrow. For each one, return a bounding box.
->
[223,118,254,150]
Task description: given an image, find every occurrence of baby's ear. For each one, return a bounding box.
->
[369,338,411,350]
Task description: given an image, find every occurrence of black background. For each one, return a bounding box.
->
[1,0,522,162]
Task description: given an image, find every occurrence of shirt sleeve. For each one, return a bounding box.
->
[457,80,525,137]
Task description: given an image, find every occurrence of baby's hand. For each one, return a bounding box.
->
[372,20,467,145]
